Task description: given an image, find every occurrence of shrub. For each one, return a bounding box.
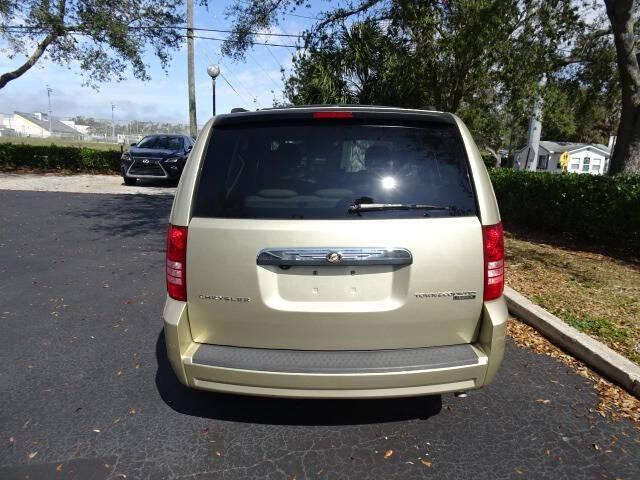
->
[0,142,121,173]
[481,153,497,170]
[489,169,640,250]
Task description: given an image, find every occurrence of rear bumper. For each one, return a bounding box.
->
[163,297,507,398]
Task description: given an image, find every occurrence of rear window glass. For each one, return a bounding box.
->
[137,135,184,150]
[194,120,476,219]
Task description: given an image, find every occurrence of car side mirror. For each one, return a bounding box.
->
[186,145,193,152]
[130,142,137,147]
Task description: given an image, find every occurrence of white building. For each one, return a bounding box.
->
[117,133,143,145]
[61,120,90,136]
[0,112,87,138]
[514,141,611,175]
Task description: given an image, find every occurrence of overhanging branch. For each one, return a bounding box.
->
[0,33,57,89]
[315,0,384,31]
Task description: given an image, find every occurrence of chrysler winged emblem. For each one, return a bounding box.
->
[326,251,343,264]
[142,159,150,164]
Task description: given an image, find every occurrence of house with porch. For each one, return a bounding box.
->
[514,141,611,175]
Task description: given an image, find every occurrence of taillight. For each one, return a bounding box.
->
[166,224,188,301]
[312,111,353,119]
[482,222,504,301]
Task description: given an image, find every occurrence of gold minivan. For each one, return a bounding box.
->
[163,106,507,398]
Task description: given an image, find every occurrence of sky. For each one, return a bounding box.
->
[0,1,329,125]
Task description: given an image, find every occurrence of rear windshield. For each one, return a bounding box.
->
[137,135,184,150]
[194,120,476,219]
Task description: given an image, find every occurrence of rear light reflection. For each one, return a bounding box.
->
[482,222,504,301]
[166,225,188,301]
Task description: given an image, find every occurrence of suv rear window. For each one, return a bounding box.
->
[194,120,476,219]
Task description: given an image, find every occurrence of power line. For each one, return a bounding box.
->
[236,0,322,21]
[200,40,280,109]
[219,71,253,108]
[197,40,253,109]
[0,26,301,48]
[191,34,298,49]
[218,61,262,109]
[249,52,281,90]
[265,45,285,71]
[262,23,303,55]
[218,72,241,98]
[1,24,305,38]
[285,12,322,20]
[187,26,302,38]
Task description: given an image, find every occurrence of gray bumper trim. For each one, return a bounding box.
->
[192,344,478,374]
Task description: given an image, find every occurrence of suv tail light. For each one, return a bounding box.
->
[313,111,353,119]
[482,222,504,301]
[166,224,188,301]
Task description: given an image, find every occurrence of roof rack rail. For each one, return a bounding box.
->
[230,107,249,113]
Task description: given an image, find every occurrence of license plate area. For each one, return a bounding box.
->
[258,264,409,307]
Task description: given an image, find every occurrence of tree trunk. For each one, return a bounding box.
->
[611,95,640,174]
[604,0,640,174]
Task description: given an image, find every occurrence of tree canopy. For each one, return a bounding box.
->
[224,0,635,170]
[0,0,195,89]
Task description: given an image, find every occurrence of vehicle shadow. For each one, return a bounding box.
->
[123,178,177,188]
[69,193,173,239]
[154,331,443,426]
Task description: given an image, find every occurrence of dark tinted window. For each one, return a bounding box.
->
[194,120,476,219]
[137,135,184,150]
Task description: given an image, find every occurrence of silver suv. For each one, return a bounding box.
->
[163,106,507,398]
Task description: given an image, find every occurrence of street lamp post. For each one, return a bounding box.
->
[111,102,116,142]
[46,85,53,138]
[207,65,220,117]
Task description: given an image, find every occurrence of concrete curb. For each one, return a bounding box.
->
[504,286,640,398]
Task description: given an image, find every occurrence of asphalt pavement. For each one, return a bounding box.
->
[0,189,638,480]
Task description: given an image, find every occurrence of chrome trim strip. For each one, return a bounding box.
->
[257,247,412,266]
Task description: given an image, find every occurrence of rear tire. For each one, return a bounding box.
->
[123,176,137,186]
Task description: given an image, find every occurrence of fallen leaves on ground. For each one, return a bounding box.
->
[508,317,640,424]
[420,459,432,467]
[383,449,393,459]
[535,399,551,404]
[8,436,15,446]
[28,451,37,459]
[505,233,640,364]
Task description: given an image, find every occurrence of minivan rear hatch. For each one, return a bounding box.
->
[186,110,484,350]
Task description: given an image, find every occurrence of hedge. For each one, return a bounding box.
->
[489,169,640,250]
[1,142,638,249]
[0,142,121,173]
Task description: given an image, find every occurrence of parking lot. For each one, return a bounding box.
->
[1,187,639,480]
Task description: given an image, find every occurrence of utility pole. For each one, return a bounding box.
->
[111,102,116,142]
[46,85,53,137]
[523,75,547,171]
[187,0,198,137]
